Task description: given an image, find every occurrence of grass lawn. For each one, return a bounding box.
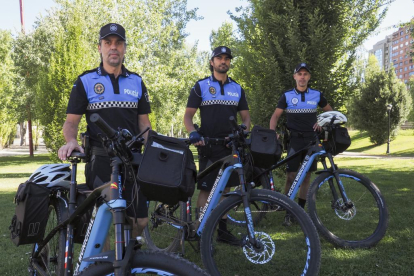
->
[0,130,413,275]
[348,129,414,156]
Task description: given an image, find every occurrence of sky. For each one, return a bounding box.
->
[1,0,413,53]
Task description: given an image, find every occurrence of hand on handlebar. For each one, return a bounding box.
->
[58,140,84,161]
[189,131,205,146]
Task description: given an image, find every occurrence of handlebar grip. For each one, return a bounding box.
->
[90,113,117,138]
[229,116,239,130]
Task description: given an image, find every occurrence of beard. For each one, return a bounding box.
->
[214,64,229,74]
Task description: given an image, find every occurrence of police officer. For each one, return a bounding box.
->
[58,23,151,238]
[269,63,332,226]
[184,46,251,245]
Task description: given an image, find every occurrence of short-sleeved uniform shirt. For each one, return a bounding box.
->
[186,75,249,190]
[277,88,328,132]
[66,64,151,216]
[277,88,328,172]
[186,75,249,138]
[67,64,151,147]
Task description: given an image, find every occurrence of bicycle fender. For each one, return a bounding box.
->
[223,190,243,197]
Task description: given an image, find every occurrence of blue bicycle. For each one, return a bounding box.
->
[28,113,208,276]
[143,117,321,276]
[253,112,389,248]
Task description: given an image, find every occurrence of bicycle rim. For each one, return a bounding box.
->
[201,189,321,276]
[308,170,388,248]
[30,199,66,276]
[227,168,271,226]
[143,201,186,252]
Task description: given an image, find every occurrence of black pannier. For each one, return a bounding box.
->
[137,130,197,205]
[249,125,282,169]
[323,126,351,155]
[9,182,50,246]
[73,186,93,244]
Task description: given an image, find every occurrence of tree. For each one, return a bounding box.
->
[226,0,388,127]
[351,55,412,144]
[12,0,207,157]
[0,30,17,149]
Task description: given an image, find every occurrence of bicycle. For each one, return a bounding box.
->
[143,117,321,276]
[28,113,208,276]
[252,112,389,248]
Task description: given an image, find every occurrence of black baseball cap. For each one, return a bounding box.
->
[294,62,310,74]
[99,23,126,41]
[211,46,233,59]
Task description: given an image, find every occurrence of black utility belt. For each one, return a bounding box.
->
[91,146,109,156]
[289,131,315,138]
[206,138,227,146]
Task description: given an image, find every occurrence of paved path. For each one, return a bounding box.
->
[1,139,413,159]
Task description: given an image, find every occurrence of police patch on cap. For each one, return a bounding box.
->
[110,24,118,32]
[94,83,105,94]
[209,86,216,95]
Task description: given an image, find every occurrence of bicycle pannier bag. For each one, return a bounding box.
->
[73,186,94,244]
[250,125,282,169]
[323,127,351,155]
[137,130,197,205]
[9,181,50,246]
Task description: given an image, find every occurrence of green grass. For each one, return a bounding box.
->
[347,129,414,156]
[1,133,413,275]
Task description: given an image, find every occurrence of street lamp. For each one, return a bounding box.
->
[386,104,392,154]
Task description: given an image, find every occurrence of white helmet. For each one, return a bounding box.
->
[28,164,71,188]
[317,111,347,127]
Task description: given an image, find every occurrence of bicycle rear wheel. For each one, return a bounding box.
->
[78,250,208,275]
[307,169,389,248]
[29,196,67,276]
[143,201,186,252]
[200,189,321,276]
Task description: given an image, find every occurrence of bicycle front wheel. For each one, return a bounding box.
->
[29,196,67,276]
[143,201,186,252]
[227,167,271,226]
[200,189,321,276]
[78,250,208,275]
[307,169,389,248]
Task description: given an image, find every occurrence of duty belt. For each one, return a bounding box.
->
[289,131,315,138]
[206,138,227,146]
[91,146,108,156]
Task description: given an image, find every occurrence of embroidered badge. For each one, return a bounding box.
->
[209,86,216,95]
[291,98,299,106]
[94,83,105,94]
[110,24,118,32]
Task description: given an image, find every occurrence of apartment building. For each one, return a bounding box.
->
[391,25,414,84]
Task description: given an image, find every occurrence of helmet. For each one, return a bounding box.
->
[28,164,71,188]
[317,111,347,127]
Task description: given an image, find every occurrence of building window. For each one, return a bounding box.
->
[400,31,404,35]
[405,67,407,71]
[406,35,409,39]
[399,68,403,72]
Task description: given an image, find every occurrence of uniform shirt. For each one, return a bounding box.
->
[186,75,249,138]
[67,64,151,146]
[277,88,327,132]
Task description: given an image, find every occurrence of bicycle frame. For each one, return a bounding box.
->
[262,136,351,204]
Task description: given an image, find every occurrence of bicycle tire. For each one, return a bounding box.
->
[307,169,389,248]
[77,249,209,276]
[143,201,186,252]
[200,189,321,276]
[226,167,271,226]
[29,197,67,276]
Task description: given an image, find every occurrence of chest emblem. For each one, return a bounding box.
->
[291,97,299,106]
[94,83,105,94]
[209,86,216,95]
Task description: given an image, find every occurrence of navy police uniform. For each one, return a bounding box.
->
[186,75,249,191]
[67,63,150,217]
[277,87,328,172]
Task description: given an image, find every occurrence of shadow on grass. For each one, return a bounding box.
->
[0,173,32,179]
[0,155,52,167]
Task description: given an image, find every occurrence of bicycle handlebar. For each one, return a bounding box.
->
[90,113,118,139]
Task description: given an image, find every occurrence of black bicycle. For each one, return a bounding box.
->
[28,113,208,276]
[143,117,321,276]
